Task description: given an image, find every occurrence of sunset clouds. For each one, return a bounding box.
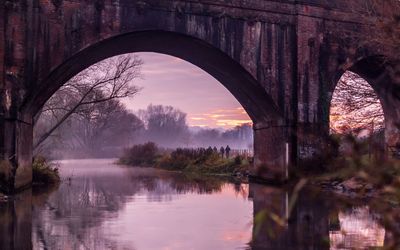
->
[122,52,252,129]
[189,107,252,128]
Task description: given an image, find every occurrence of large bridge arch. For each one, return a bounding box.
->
[11,30,288,192]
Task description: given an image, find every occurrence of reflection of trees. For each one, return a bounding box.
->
[30,166,396,249]
[32,174,140,249]
[157,173,225,195]
[32,165,239,249]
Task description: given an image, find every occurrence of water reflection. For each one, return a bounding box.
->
[0,159,391,249]
[249,184,331,249]
[0,190,32,250]
[249,184,387,250]
[329,207,385,249]
[32,159,253,250]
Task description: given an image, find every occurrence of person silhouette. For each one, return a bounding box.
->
[220,146,225,158]
[225,145,231,158]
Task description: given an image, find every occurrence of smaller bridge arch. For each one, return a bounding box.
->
[350,56,400,151]
[328,55,400,152]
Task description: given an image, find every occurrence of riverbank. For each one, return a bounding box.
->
[304,155,400,204]
[118,143,251,178]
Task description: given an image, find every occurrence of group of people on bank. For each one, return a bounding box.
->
[207,145,231,158]
[173,146,232,159]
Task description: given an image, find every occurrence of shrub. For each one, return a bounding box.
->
[119,142,159,166]
[32,156,60,185]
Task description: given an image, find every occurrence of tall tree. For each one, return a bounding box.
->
[138,104,190,147]
[34,54,142,150]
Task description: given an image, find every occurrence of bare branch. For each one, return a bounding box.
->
[330,71,385,134]
[34,54,143,150]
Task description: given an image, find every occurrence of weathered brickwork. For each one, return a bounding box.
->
[0,0,399,191]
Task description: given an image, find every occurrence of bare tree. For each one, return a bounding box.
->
[66,98,144,154]
[138,104,190,148]
[34,54,142,150]
[330,71,384,134]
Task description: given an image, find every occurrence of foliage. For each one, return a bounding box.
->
[119,142,159,166]
[32,156,61,186]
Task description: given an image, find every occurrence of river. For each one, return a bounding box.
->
[0,159,390,249]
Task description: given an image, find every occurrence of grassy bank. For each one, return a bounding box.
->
[118,142,250,176]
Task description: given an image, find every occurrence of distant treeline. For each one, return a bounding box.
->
[35,103,253,159]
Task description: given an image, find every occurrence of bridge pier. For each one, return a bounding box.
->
[383,94,400,156]
[251,121,333,183]
[296,123,334,162]
[252,122,290,183]
[0,114,33,193]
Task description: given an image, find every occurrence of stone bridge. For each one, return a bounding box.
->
[1,0,399,192]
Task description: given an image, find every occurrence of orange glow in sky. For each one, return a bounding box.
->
[189,107,252,129]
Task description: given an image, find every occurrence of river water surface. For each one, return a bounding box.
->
[29,159,390,249]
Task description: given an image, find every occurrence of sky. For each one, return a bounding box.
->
[121,52,252,129]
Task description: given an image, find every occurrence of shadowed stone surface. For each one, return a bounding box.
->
[0,0,399,192]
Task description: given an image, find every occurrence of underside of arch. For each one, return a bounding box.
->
[21,30,282,125]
